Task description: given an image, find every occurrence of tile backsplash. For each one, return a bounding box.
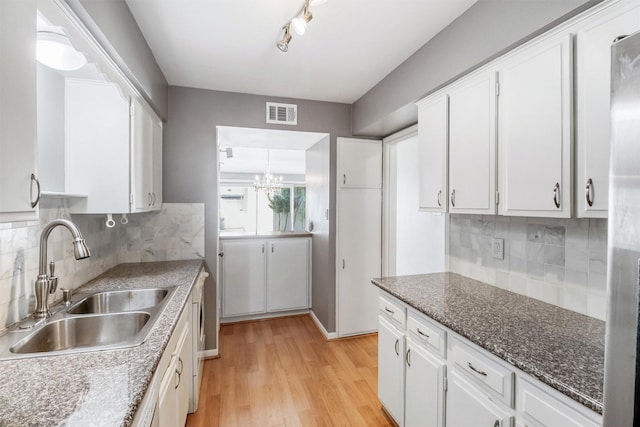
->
[448,215,607,320]
[0,201,204,329]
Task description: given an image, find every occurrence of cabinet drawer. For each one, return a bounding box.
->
[407,310,446,359]
[379,294,406,329]
[518,378,600,427]
[451,337,515,408]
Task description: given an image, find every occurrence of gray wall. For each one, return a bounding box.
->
[164,86,351,347]
[64,0,169,120]
[352,0,602,136]
[306,137,333,331]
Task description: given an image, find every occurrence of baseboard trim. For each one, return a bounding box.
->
[310,309,338,340]
[202,349,219,359]
[220,309,309,324]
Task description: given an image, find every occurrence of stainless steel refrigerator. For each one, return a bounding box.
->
[603,29,640,426]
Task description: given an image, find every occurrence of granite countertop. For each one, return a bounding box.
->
[0,260,204,427]
[372,272,605,414]
[219,231,312,239]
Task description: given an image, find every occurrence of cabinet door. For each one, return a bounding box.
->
[447,371,514,427]
[448,71,497,214]
[66,79,131,214]
[498,35,572,217]
[158,354,178,427]
[405,338,446,427]
[576,3,640,217]
[151,118,163,208]
[266,238,310,311]
[221,240,266,317]
[175,323,191,427]
[417,94,448,212]
[337,137,382,188]
[0,0,39,222]
[131,98,154,212]
[337,188,381,336]
[378,316,405,426]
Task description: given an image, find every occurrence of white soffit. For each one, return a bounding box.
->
[125,0,478,103]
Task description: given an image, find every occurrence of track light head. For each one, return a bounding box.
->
[291,2,313,36]
[277,23,293,53]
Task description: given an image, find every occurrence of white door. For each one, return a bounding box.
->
[337,188,381,336]
[448,71,497,214]
[0,0,38,222]
[378,317,405,426]
[417,94,448,212]
[266,238,310,311]
[498,34,572,217]
[447,371,514,427]
[337,137,382,188]
[221,240,266,317]
[575,3,640,217]
[405,338,446,427]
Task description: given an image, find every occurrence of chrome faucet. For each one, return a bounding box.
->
[32,219,91,319]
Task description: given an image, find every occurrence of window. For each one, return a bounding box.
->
[219,185,306,233]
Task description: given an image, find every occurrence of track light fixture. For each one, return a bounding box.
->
[277,23,293,53]
[276,0,326,53]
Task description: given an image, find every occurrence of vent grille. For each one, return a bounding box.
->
[266,102,297,125]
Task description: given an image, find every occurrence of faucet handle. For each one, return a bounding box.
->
[61,288,72,305]
[48,261,58,294]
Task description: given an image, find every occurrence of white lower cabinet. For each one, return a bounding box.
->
[220,237,311,320]
[377,290,602,427]
[405,337,446,427]
[448,371,514,427]
[378,316,405,425]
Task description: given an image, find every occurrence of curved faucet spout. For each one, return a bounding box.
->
[38,219,91,275]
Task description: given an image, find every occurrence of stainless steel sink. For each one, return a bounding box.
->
[67,288,170,314]
[0,286,177,360]
[10,312,151,354]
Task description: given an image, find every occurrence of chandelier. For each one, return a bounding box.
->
[254,150,283,197]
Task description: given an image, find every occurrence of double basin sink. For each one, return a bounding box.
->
[0,287,176,360]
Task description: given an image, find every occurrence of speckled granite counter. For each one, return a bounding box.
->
[0,260,204,427]
[372,273,605,414]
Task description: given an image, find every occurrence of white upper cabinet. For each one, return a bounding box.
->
[0,0,39,223]
[131,98,162,212]
[337,137,382,188]
[448,71,497,214]
[498,34,573,217]
[575,2,640,218]
[417,94,448,212]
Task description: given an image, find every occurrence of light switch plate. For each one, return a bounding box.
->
[492,238,504,260]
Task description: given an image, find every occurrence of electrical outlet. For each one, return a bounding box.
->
[492,238,504,260]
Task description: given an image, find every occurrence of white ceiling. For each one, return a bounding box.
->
[125,0,478,103]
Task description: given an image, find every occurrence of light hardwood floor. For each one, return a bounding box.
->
[186,315,394,427]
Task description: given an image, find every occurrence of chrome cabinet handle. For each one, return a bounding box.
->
[148,192,153,206]
[176,356,183,375]
[384,307,394,315]
[406,348,411,367]
[417,328,429,338]
[152,192,157,206]
[451,189,456,208]
[342,259,345,269]
[271,244,274,253]
[437,190,442,207]
[467,362,487,376]
[394,338,399,356]
[30,173,40,208]
[343,174,346,185]
[218,251,224,257]
[553,183,560,208]
[586,178,594,207]
[493,421,499,427]
[262,244,265,253]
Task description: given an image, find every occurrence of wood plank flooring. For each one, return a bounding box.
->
[186,315,394,427]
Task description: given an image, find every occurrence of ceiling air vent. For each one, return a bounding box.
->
[266,102,297,125]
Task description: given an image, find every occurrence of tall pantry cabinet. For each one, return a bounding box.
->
[336,137,382,337]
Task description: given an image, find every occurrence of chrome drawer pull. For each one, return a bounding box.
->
[586,178,594,207]
[394,338,399,356]
[417,328,429,338]
[467,362,487,376]
[406,348,411,367]
[553,182,561,208]
[437,190,442,207]
[384,307,394,315]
